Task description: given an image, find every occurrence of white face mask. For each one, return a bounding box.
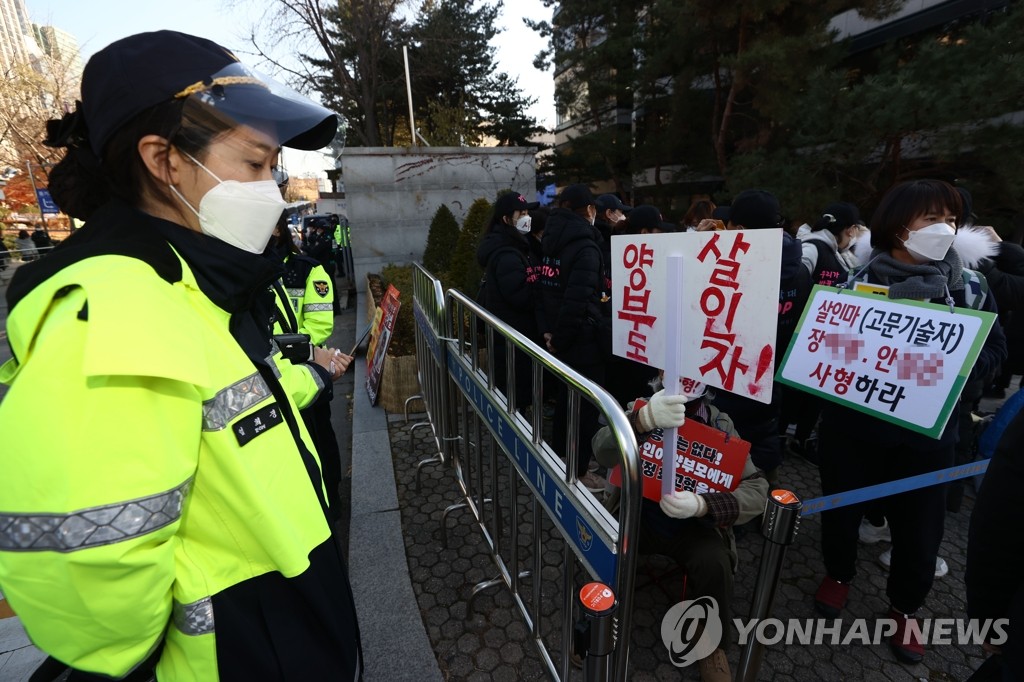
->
[901,222,955,263]
[170,152,285,254]
[515,214,532,234]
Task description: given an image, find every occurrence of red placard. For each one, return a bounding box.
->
[366,284,401,405]
[608,400,750,501]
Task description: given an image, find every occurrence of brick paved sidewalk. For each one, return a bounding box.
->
[388,411,989,681]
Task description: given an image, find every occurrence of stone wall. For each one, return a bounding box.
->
[340,147,536,291]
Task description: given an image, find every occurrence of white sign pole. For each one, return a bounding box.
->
[661,255,684,499]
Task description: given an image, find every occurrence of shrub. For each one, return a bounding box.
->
[380,262,416,356]
[422,204,460,275]
[447,197,493,294]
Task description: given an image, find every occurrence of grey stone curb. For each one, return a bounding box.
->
[349,292,444,682]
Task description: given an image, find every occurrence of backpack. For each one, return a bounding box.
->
[961,268,989,311]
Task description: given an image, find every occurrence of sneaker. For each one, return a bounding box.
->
[878,549,949,578]
[889,609,925,664]
[579,471,607,494]
[697,648,731,682]
[814,576,849,617]
[858,518,891,544]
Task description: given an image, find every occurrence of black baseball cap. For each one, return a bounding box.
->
[629,205,674,232]
[820,202,864,230]
[557,184,596,210]
[595,193,632,214]
[79,30,338,158]
[727,189,783,230]
[494,191,539,216]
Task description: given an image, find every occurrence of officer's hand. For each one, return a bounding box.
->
[312,346,347,381]
[331,350,353,378]
[659,491,707,519]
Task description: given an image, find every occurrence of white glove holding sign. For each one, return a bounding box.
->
[660,491,708,519]
[635,389,688,432]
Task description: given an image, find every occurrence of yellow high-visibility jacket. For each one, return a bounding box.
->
[0,204,360,680]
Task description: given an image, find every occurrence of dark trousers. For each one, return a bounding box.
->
[818,425,952,614]
[640,516,736,629]
[551,361,605,477]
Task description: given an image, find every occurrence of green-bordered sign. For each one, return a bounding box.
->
[776,285,996,438]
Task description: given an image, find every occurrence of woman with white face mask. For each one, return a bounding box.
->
[0,31,361,680]
[813,179,1006,666]
[475,191,542,403]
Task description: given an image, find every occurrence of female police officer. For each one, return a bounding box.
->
[0,32,360,680]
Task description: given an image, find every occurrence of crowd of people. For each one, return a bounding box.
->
[475,181,1021,681]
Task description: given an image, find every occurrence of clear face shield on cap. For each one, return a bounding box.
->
[168,63,345,253]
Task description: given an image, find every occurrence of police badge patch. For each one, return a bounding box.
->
[313,281,330,298]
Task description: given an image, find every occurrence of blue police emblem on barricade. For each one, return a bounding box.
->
[576,517,594,551]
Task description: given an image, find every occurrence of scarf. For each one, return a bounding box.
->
[866,247,964,301]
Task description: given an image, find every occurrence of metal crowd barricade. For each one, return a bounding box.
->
[421,286,642,681]
[410,264,454,486]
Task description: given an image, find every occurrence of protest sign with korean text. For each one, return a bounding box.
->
[608,399,750,501]
[776,285,996,437]
[610,231,782,403]
[366,284,402,405]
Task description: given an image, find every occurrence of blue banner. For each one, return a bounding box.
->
[35,188,60,215]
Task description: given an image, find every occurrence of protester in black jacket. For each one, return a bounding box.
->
[711,190,811,483]
[476,192,541,406]
[540,184,608,491]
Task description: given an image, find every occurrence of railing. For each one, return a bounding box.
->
[410,264,643,681]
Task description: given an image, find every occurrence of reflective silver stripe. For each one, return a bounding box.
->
[286,288,304,297]
[202,373,271,431]
[173,597,215,636]
[303,303,333,312]
[306,364,325,400]
[265,355,282,379]
[0,479,191,553]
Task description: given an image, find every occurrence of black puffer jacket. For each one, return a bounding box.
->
[540,208,606,365]
[713,231,811,466]
[476,225,541,340]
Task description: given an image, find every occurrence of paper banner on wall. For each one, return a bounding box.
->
[776,285,996,437]
[610,230,782,404]
[366,284,402,406]
[608,402,750,502]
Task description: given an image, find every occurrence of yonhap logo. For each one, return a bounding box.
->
[660,596,723,667]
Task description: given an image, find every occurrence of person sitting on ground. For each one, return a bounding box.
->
[593,374,768,682]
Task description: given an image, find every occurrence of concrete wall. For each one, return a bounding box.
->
[340,146,536,290]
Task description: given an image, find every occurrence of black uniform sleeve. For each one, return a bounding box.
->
[551,243,600,353]
[492,249,531,310]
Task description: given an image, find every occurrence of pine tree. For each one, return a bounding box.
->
[422,204,461,274]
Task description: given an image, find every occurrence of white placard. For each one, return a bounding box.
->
[777,286,995,437]
[611,230,782,404]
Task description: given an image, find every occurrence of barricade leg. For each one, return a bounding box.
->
[404,393,424,423]
[735,490,803,682]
